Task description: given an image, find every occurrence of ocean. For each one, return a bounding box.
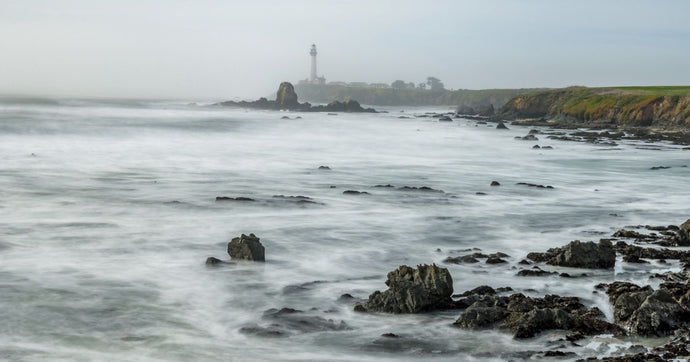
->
[0,98,688,361]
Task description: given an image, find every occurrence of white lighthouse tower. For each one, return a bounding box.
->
[302,44,325,85]
[309,44,318,82]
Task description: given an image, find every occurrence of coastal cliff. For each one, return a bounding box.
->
[499,86,690,130]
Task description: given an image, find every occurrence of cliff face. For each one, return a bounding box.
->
[500,87,690,129]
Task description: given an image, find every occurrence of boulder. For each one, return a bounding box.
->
[496,122,509,129]
[628,290,689,336]
[357,264,453,313]
[527,239,615,269]
[275,82,299,107]
[678,219,690,246]
[227,233,265,261]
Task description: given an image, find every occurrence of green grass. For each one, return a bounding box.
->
[600,86,690,96]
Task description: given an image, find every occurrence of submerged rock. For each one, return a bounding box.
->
[240,307,349,337]
[527,239,615,269]
[227,233,265,261]
[356,264,454,313]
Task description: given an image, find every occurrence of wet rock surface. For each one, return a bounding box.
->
[227,233,265,261]
[356,264,454,313]
[240,307,349,337]
[527,239,615,269]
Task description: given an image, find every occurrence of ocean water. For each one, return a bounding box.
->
[0,98,688,361]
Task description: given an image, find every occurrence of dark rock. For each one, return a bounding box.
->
[615,242,690,260]
[444,255,479,264]
[454,302,507,328]
[515,134,539,141]
[517,269,557,277]
[455,285,496,297]
[318,165,331,170]
[542,146,553,149]
[381,333,399,338]
[374,184,394,188]
[475,192,487,195]
[527,239,615,269]
[359,264,454,313]
[477,104,495,117]
[280,115,290,119]
[516,182,554,189]
[343,190,369,195]
[628,290,689,336]
[240,307,349,337]
[456,105,476,115]
[678,219,690,246]
[496,122,509,129]
[205,257,227,265]
[622,254,648,263]
[397,186,443,192]
[532,145,541,149]
[216,196,255,202]
[650,166,671,170]
[227,233,265,262]
[543,350,576,357]
[438,116,453,122]
[276,82,299,107]
[486,256,507,264]
[490,181,501,186]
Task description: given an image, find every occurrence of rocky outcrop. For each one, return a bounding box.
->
[603,282,690,336]
[275,82,299,107]
[356,264,454,313]
[499,87,690,130]
[218,82,376,113]
[678,219,690,246]
[453,292,622,339]
[227,233,265,261]
[527,239,615,269]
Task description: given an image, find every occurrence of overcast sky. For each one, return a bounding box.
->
[1,0,689,99]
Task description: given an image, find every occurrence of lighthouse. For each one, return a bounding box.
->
[309,44,318,82]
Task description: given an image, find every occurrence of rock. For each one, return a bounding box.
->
[650,166,671,170]
[490,181,501,186]
[359,264,454,313]
[542,146,553,149]
[438,116,453,121]
[678,219,690,246]
[628,290,689,336]
[516,182,554,189]
[227,233,265,261]
[527,239,615,269]
[516,269,556,277]
[623,254,649,263]
[496,122,509,129]
[280,115,290,119]
[343,190,369,195]
[444,255,479,264]
[216,196,255,202]
[454,302,507,328]
[486,256,507,264]
[240,307,349,337]
[515,134,539,141]
[205,257,227,265]
[532,145,541,149]
[318,165,331,170]
[275,82,299,108]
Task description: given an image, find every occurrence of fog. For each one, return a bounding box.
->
[1,0,689,100]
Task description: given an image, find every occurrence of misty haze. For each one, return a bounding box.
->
[2,1,690,361]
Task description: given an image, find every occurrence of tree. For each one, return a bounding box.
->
[418,82,427,90]
[391,80,407,89]
[407,82,416,89]
[426,76,445,91]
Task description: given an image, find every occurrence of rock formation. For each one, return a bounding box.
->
[227,233,265,261]
[356,264,454,313]
[218,82,376,113]
[527,239,615,269]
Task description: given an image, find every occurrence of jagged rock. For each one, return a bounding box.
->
[227,233,265,261]
[357,264,453,313]
[496,122,509,129]
[526,239,615,269]
[678,219,690,246]
[453,293,622,338]
[629,290,689,336]
[276,82,299,107]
